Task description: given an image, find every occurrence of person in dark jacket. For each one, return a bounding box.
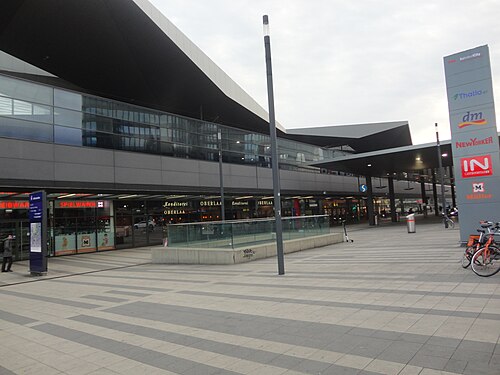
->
[2,234,13,272]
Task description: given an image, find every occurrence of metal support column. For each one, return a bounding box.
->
[388,177,397,222]
[432,170,439,216]
[366,175,375,225]
[450,167,456,208]
[435,123,448,227]
[218,129,225,221]
[263,15,284,275]
[419,173,428,218]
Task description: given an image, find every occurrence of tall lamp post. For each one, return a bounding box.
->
[218,128,225,221]
[435,123,448,228]
[263,15,285,275]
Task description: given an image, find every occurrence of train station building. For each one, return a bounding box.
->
[0,0,468,260]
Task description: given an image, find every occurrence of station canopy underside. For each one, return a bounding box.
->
[0,0,414,154]
[312,140,456,180]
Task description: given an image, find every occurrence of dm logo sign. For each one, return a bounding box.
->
[458,111,487,129]
[461,155,493,178]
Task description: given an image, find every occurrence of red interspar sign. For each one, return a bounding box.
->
[461,155,493,178]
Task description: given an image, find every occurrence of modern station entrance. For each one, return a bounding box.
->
[0,190,390,262]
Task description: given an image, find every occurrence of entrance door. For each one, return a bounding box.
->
[0,220,30,261]
[132,215,149,247]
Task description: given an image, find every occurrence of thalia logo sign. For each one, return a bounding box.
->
[458,111,487,128]
[461,155,493,178]
[453,90,487,100]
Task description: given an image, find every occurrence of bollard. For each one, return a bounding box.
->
[406,213,416,233]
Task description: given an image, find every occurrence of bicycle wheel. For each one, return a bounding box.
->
[447,219,455,229]
[461,246,474,268]
[471,245,500,277]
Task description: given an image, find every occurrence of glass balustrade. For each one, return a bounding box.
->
[166,215,330,249]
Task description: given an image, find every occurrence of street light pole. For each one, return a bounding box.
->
[435,123,448,228]
[263,15,284,275]
[218,128,225,221]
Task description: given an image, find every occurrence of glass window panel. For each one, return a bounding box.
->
[81,114,113,133]
[54,126,82,146]
[0,74,53,105]
[0,117,53,142]
[0,96,12,114]
[54,108,82,128]
[54,89,82,110]
[0,100,53,124]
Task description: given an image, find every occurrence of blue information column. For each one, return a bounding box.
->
[29,191,47,275]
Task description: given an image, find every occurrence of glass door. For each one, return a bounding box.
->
[0,220,30,261]
[132,215,149,247]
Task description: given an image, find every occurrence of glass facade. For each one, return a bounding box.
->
[0,74,363,260]
[0,73,350,172]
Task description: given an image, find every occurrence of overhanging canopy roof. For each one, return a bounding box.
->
[284,121,412,151]
[0,0,275,134]
[0,0,414,154]
[312,140,455,177]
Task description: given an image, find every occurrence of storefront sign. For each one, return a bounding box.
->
[444,45,500,242]
[232,201,249,206]
[164,209,187,215]
[164,202,189,207]
[200,200,221,206]
[258,200,273,206]
[0,201,29,209]
[56,201,105,208]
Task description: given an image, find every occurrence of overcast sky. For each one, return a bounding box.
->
[150,0,500,145]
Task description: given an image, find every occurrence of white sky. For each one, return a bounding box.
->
[150,0,500,145]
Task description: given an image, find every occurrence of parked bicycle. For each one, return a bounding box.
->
[442,213,455,229]
[462,221,498,268]
[471,222,500,277]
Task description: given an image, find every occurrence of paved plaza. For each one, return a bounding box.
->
[0,220,499,375]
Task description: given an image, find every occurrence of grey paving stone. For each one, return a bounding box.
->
[50,279,171,292]
[409,353,449,370]
[425,335,461,348]
[452,349,494,362]
[0,290,101,309]
[268,354,304,369]
[444,358,468,373]
[349,337,393,358]
[321,364,362,374]
[416,343,456,359]
[377,341,423,363]
[463,360,500,375]
[457,340,496,354]
[0,309,37,325]
[105,289,150,297]
[370,330,403,341]
[0,365,16,375]
[81,294,129,303]
[398,332,429,344]
[291,358,333,374]
[32,323,240,375]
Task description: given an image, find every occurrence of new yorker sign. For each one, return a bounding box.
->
[444,45,500,243]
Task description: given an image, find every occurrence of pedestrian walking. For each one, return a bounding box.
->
[2,234,13,272]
